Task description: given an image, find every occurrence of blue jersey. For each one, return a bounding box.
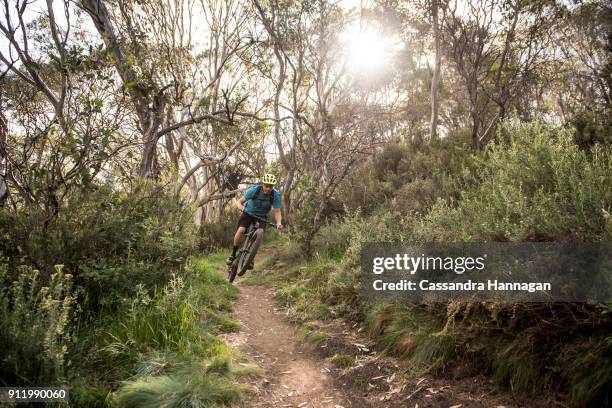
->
[243,185,281,218]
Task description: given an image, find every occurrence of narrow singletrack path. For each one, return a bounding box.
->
[230,282,350,407]
[222,249,560,408]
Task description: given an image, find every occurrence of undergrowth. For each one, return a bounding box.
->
[74,252,251,407]
[250,122,612,407]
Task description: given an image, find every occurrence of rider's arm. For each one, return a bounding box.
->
[272,190,282,228]
[236,197,247,212]
[238,186,256,212]
[273,207,282,228]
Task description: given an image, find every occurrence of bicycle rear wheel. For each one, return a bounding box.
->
[237,228,264,276]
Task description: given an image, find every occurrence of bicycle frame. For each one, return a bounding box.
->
[238,222,260,257]
[228,211,276,282]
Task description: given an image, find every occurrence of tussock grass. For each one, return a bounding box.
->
[298,322,331,346]
[560,336,612,407]
[70,383,114,408]
[364,303,456,373]
[70,252,248,406]
[330,354,355,368]
[115,367,246,408]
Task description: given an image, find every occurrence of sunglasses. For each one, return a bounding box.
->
[263,183,274,188]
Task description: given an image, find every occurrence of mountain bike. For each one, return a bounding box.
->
[228,211,277,283]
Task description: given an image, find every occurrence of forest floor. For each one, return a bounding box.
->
[222,247,559,408]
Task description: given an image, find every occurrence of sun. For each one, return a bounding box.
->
[346,27,391,73]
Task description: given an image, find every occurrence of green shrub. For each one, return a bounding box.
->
[417,121,612,242]
[311,217,355,259]
[389,178,442,215]
[334,129,472,216]
[0,180,197,317]
[571,110,612,148]
[334,161,383,214]
[198,211,238,253]
[0,262,76,386]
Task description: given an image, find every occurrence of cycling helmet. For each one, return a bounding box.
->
[262,173,277,185]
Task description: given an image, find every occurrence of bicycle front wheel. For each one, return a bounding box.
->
[228,261,238,283]
[237,228,264,276]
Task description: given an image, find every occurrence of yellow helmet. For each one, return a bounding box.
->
[262,173,277,185]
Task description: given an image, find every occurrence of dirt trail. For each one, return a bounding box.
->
[229,282,350,407]
[223,249,560,408]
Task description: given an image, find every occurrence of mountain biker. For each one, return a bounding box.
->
[226,173,282,267]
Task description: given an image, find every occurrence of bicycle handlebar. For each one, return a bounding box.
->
[242,210,279,227]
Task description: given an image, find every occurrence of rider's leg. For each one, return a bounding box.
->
[227,214,254,265]
[227,225,247,265]
[232,227,246,254]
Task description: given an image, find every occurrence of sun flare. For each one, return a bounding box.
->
[347,28,391,73]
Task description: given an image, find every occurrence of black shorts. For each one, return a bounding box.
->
[237,213,268,230]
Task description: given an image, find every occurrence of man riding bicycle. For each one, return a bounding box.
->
[226,173,283,267]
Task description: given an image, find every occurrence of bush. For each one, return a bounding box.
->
[416,121,612,242]
[334,128,472,216]
[311,217,355,259]
[390,178,440,215]
[0,262,76,386]
[334,161,385,214]
[0,180,197,316]
[571,110,612,148]
[198,211,238,253]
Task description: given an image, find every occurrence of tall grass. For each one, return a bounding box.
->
[68,252,250,407]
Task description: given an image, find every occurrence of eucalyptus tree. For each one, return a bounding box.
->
[441,0,560,148]
[554,0,611,120]
[78,0,248,179]
[251,0,395,248]
[0,88,7,208]
[164,0,266,223]
[0,0,135,216]
[250,0,312,226]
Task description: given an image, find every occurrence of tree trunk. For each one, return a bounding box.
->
[81,0,162,179]
[0,94,7,208]
[471,113,480,150]
[429,0,441,141]
[139,136,160,179]
[302,198,326,257]
[282,168,295,229]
